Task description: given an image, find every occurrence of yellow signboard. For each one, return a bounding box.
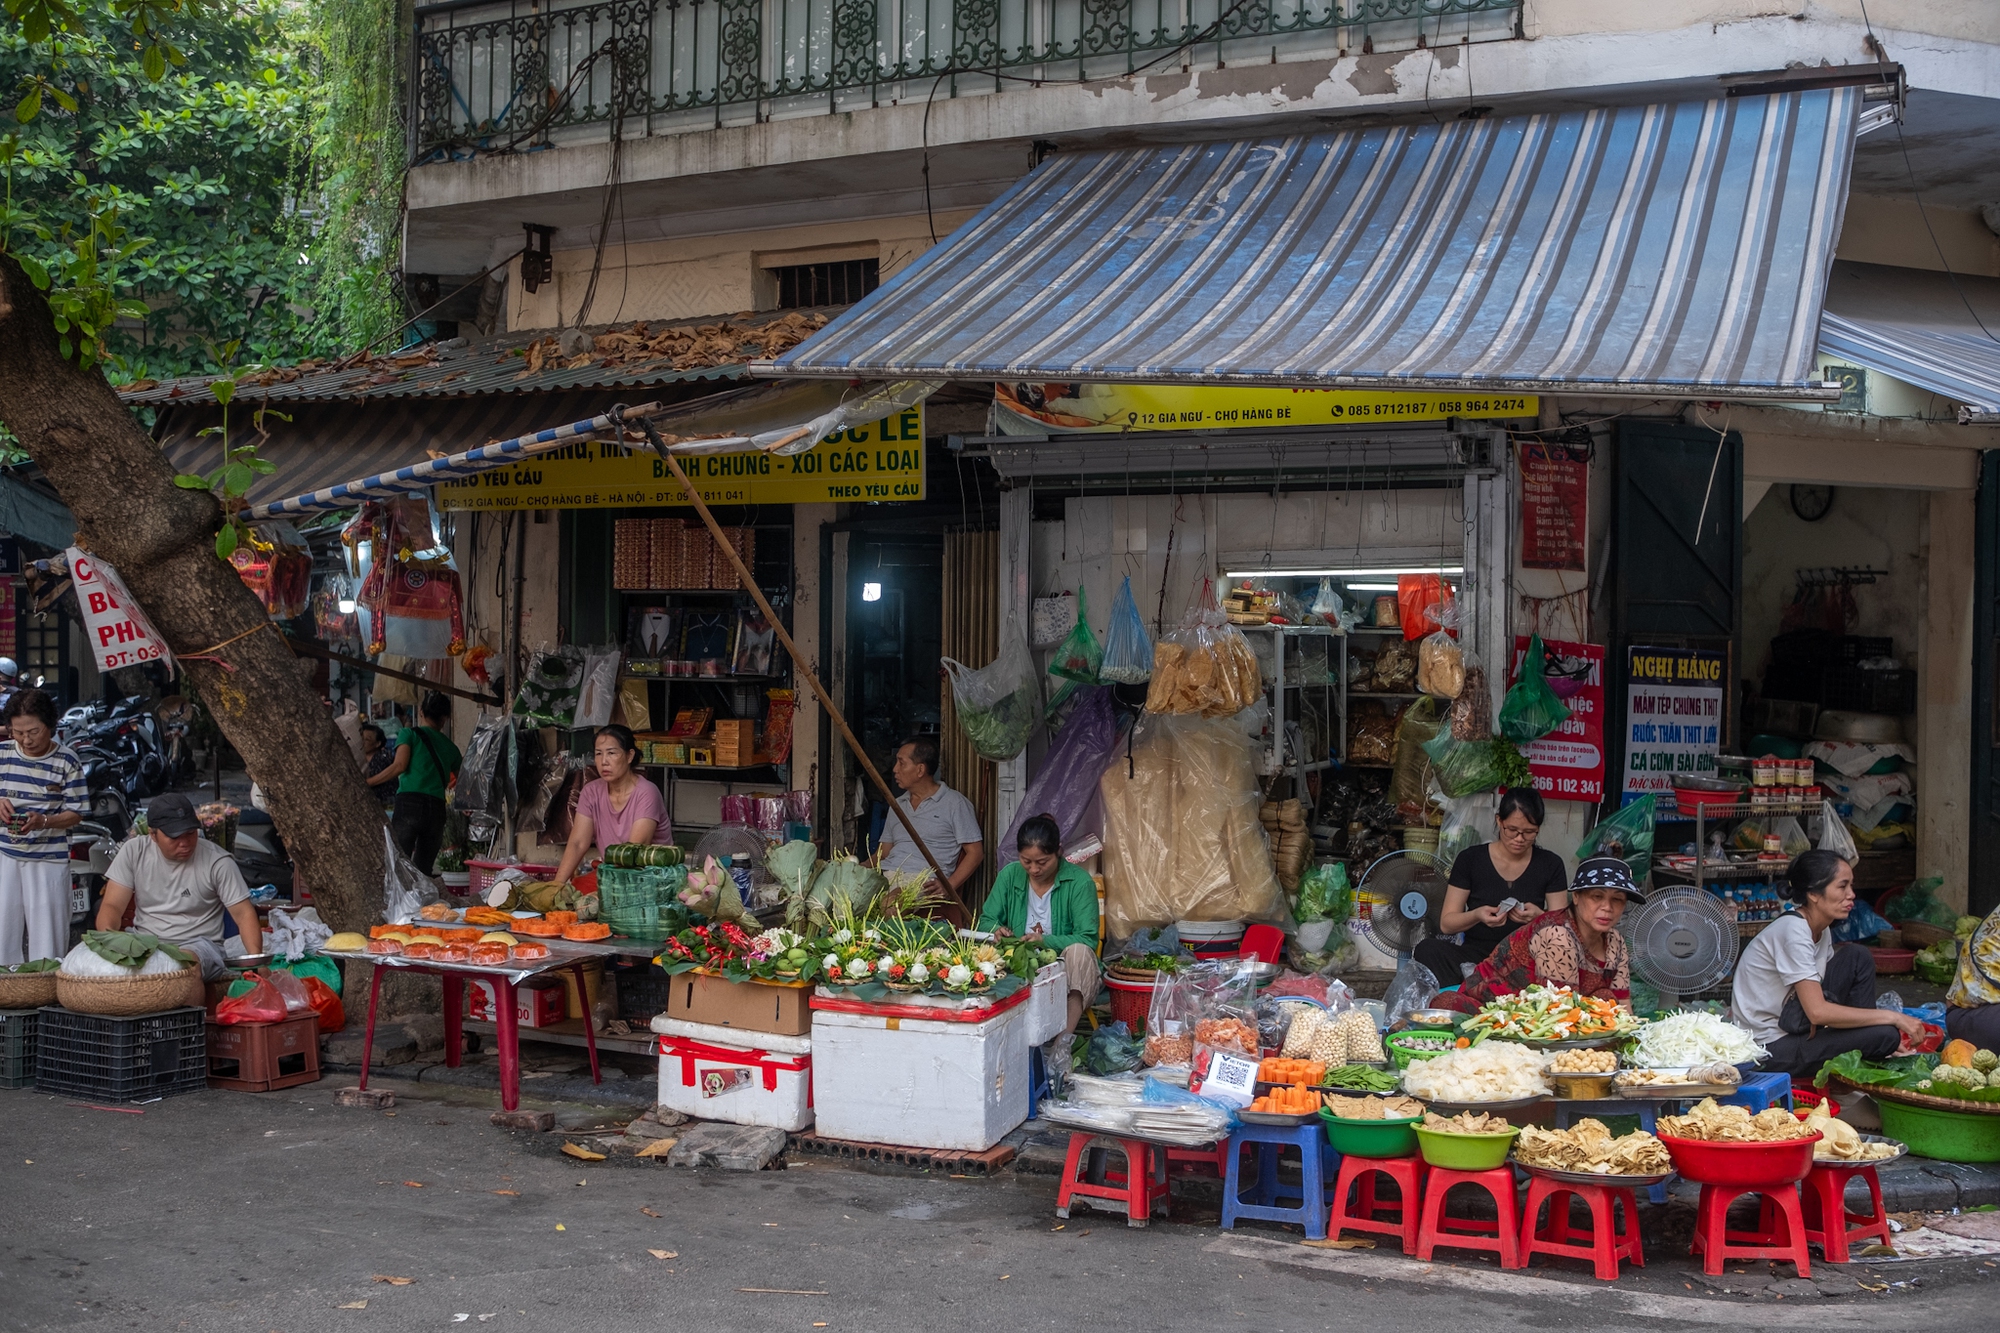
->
[436,407,926,511]
[994,383,1537,433]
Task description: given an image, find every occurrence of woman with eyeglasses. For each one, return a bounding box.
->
[1414,787,1569,986]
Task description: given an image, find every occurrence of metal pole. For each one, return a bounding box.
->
[642,425,968,922]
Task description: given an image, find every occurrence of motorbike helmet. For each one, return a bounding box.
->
[0,658,17,683]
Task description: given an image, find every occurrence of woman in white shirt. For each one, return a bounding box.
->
[1731,849,1923,1075]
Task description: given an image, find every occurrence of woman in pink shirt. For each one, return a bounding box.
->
[553,725,673,885]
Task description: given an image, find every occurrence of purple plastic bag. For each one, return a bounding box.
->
[998,685,1121,865]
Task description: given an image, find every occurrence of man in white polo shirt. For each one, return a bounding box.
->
[877,736,984,895]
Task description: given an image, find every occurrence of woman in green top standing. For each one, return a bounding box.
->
[979,813,1100,1050]
[366,692,462,874]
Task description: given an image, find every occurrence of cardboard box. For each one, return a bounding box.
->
[467,978,568,1028]
[663,972,811,1037]
[560,959,604,1024]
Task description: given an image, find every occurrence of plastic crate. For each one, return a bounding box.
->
[34,1006,208,1102]
[206,1014,320,1092]
[1820,667,1916,715]
[614,968,675,1022]
[597,864,688,942]
[1,1008,36,1089]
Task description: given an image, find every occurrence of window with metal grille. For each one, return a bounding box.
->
[773,258,879,310]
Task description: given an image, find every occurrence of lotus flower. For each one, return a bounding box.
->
[908,962,930,982]
[946,964,972,987]
[834,928,853,945]
[845,957,873,979]
[874,956,898,975]
[822,954,841,972]
[976,960,998,979]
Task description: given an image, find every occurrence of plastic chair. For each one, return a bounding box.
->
[1054,1133,1168,1228]
[1240,924,1285,964]
[1220,1121,1339,1239]
[1416,1165,1524,1267]
[1328,1154,1428,1252]
[1689,1183,1811,1277]
[1799,1162,1892,1264]
[1718,1071,1794,1114]
[1520,1176,1644,1280]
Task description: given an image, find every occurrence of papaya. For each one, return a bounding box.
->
[1940,1038,1978,1068]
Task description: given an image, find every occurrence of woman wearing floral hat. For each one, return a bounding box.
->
[1438,856,1644,1014]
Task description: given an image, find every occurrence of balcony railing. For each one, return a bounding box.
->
[411,0,1521,161]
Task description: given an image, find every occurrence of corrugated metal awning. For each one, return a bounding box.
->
[1818,260,2000,423]
[766,90,1860,399]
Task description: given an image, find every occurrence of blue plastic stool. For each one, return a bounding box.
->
[1220,1121,1341,1239]
[1719,1071,1794,1114]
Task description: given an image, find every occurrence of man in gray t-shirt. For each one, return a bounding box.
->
[96,793,258,975]
[877,736,984,894]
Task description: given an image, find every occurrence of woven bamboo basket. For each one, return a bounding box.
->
[56,966,203,1016]
[1830,1076,2000,1117]
[0,971,58,1009]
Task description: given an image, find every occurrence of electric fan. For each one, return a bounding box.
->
[1355,850,1449,962]
[1621,888,1738,1008]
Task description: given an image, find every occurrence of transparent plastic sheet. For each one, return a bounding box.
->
[998,685,1120,866]
[1390,697,1443,819]
[1499,633,1572,744]
[1049,586,1104,685]
[381,826,443,923]
[1101,575,1155,684]
[1437,789,1499,875]
[943,618,1042,761]
[1382,960,1440,1028]
[1817,800,1860,861]
[1139,1075,1242,1136]
[1576,794,1656,884]
[1098,713,1292,937]
[1144,583,1262,718]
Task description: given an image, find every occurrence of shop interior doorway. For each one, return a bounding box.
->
[846,532,945,856]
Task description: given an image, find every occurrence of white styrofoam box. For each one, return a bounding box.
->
[651,1015,813,1132]
[810,998,1030,1151]
[1026,961,1068,1046]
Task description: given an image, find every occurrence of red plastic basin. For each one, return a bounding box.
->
[1658,1131,1821,1187]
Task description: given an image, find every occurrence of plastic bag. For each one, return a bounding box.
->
[1144,582,1262,717]
[1100,575,1155,684]
[1049,587,1104,685]
[300,975,346,1032]
[1398,574,1446,642]
[1833,897,1896,944]
[454,717,517,818]
[1371,640,1417,692]
[1310,577,1343,620]
[1390,697,1443,819]
[1097,713,1292,937]
[263,967,313,1014]
[263,907,331,964]
[1143,969,1197,1067]
[1295,862,1351,923]
[943,619,1042,761]
[1422,731,1513,799]
[1884,876,1958,930]
[267,952,342,996]
[1084,1020,1146,1075]
[572,647,622,730]
[514,646,584,727]
[1448,660,1492,740]
[1382,960,1440,1028]
[1185,959,1263,1072]
[1417,632,1465,699]
[1816,800,1859,862]
[1498,634,1572,744]
[999,686,1120,865]
[380,826,442,924]
[1576,795,1656,885]
[1768,815,1812,858]
[1437,789,1498,874]
[214,974,288,1025]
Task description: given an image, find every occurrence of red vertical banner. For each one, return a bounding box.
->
[0,580,16,659]
[1510,637,1605,802]
[1518,441,1588,571]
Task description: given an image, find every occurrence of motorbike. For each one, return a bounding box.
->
[155,696,196,789]
[66,819,118,926]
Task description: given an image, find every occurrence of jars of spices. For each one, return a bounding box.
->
[1753,755,1779,786]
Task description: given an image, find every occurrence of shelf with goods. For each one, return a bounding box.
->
[1650,797,1839,936]
[1239,623,1341,777]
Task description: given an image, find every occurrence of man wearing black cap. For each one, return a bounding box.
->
[95,793,260,978]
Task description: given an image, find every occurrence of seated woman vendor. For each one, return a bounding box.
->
[552,725,673,885]
[1414,787,1569,985]
[1945,900,2000,1051]
[1733,850,1923,1075]
[977,814,1100,1061]
[1439,856,1642,1013]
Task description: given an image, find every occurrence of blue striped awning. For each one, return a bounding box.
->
[1818,260,2000,423]
[767,90,1859,399]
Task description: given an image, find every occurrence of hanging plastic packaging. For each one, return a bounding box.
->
[1498,633,1572,744]
[1448,656,1493,740]
[1422,730,1515,799]
[454,718,517,819]
[1390,698,1443,820]
[943,619,1042,761]
[571,647,623,730]
[1398,574,1446,642]
[1417,631,1465,699]
[1048,586,1104,685]
[1437,789,1499,875]
[1310,577,1343,621]
[1575,795,1656,885]
[1144,582,1262,717]
[1100,575,1155,684]
[998,685,1121,864]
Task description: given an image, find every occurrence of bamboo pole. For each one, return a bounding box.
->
[635,418,968,923]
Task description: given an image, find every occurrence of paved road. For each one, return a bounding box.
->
[5,1082,1998,1333]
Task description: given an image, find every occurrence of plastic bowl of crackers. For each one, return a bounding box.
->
[1413,1110,1521,1170]
[1320,1093,1426,1159]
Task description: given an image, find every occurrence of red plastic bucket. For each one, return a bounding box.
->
[1103,974,1157,1029]
[1659,1131,1821,1187]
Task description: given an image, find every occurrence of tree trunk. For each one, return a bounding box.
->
[0,254,387,930]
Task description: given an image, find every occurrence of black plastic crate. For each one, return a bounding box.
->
[1821,666,1916,715]
[614,968,674,1022]
[35,1006,207,1102]
[1,1008,36,1089]
[1768,632,1893,669]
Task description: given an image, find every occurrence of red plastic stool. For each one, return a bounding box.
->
[1799,1162,1891,1264]
[1328,1154,1428,1252]
[1165,1141,1235,1178]
[1519,1175,1644,1280]
[1416,1166,1524,1267]
[1689,1184,1811,1277]
[1055,1133,1168,1228]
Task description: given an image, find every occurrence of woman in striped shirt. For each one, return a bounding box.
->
[0,689,86,964]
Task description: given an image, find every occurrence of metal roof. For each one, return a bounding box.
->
[1818,260,2000,424]
[117,310,835,406]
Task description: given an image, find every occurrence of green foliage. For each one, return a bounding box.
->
[170,340,281,553]
[302,0,403,352]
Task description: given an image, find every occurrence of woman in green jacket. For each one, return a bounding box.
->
[978,813,1100,1044]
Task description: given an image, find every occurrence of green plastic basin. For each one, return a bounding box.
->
[1320,1109,1422,1159]
[1875,1098,2000,1163]
[1413,1124,1520,1170]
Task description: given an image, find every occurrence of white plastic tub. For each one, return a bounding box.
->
[651,1015,813,1132]
[809,990,1030,1150]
